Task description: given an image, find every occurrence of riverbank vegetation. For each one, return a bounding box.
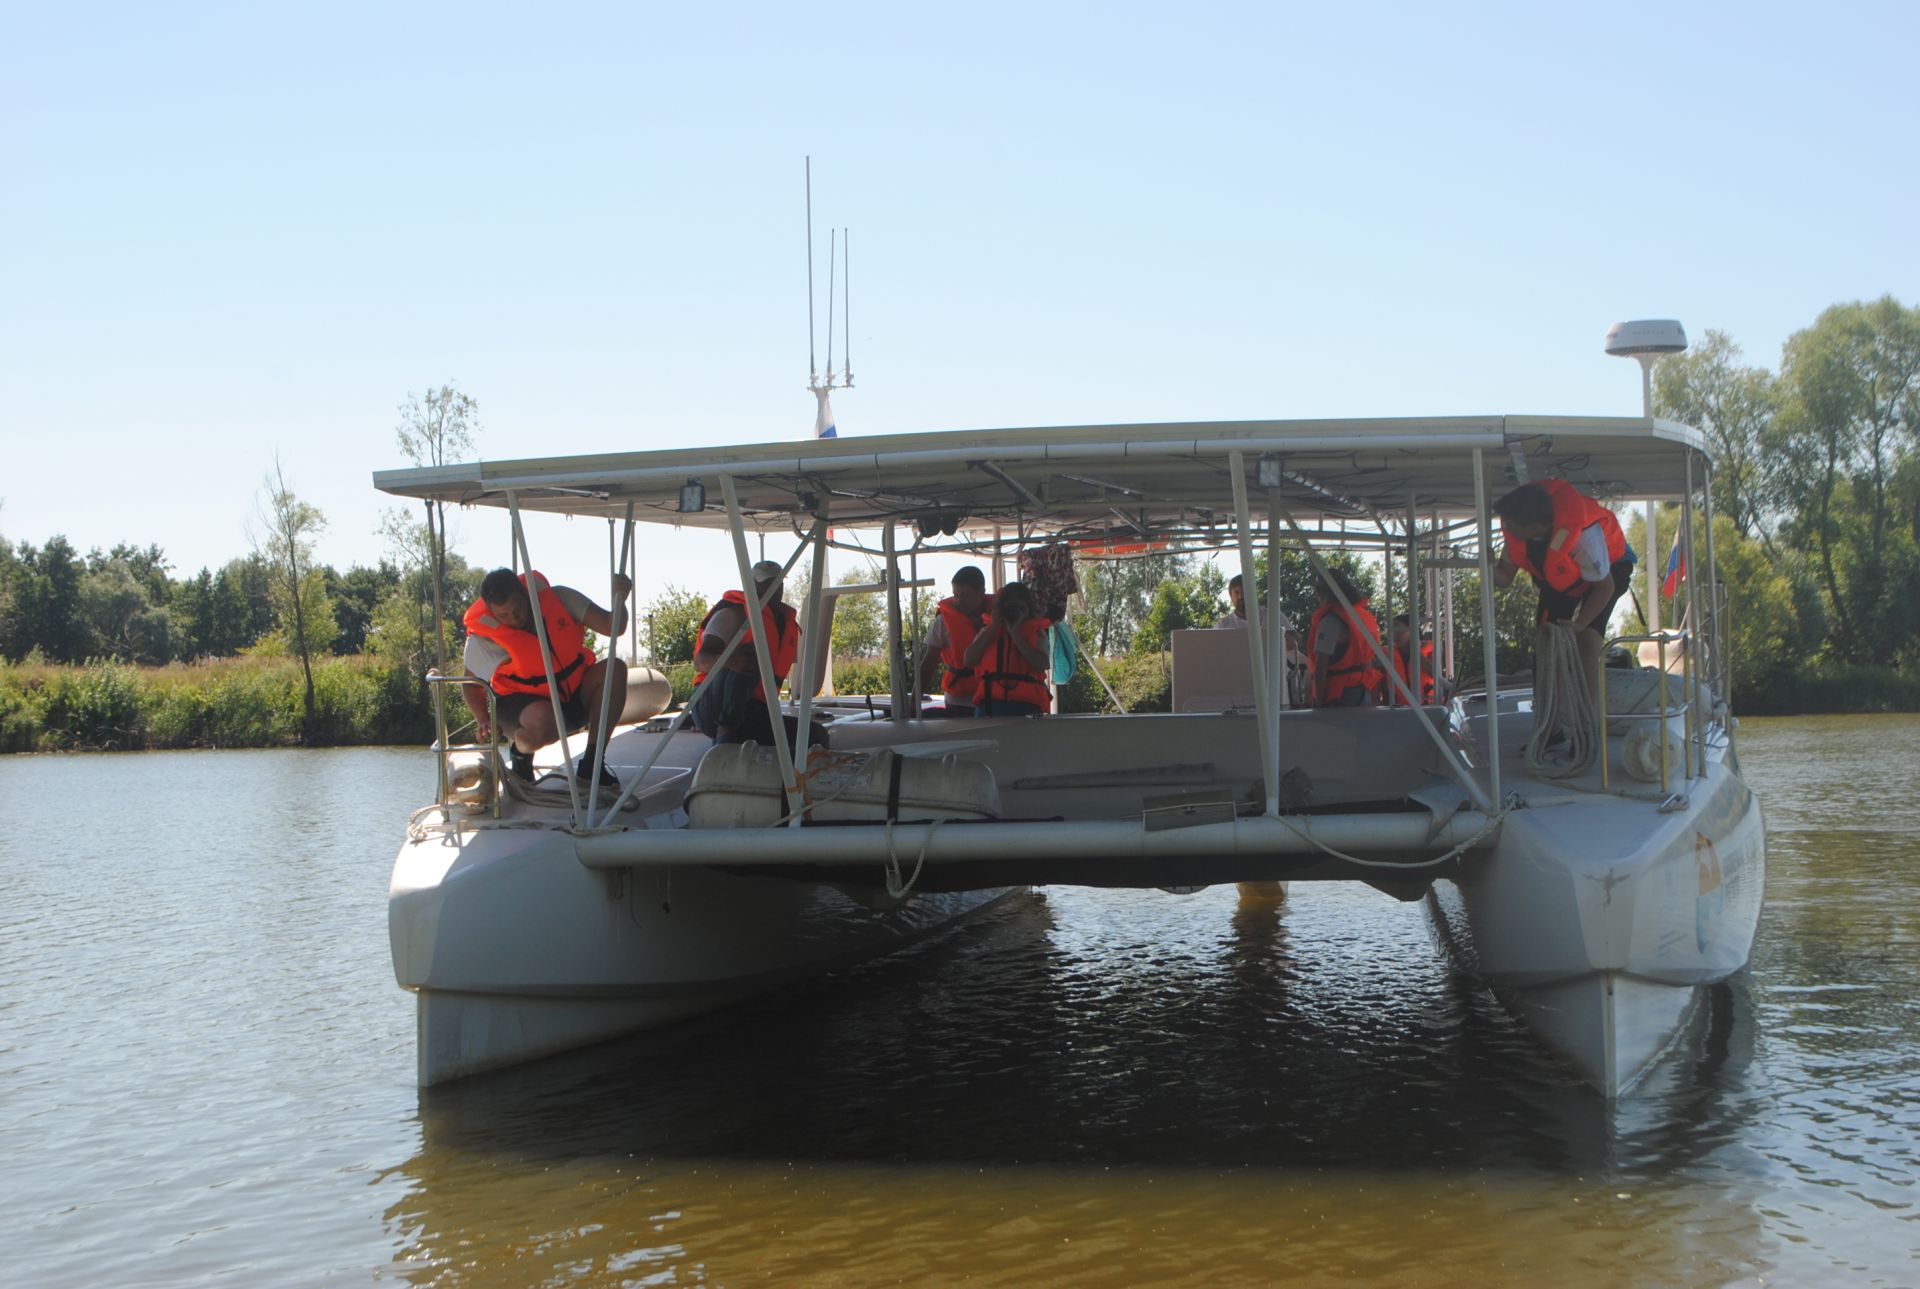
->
[3,299,1916,751]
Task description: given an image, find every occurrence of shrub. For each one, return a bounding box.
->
[37,659,146,749]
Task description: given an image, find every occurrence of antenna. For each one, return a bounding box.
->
[825,228,836,381]
[805,157,817,383]
[843,229,852,387]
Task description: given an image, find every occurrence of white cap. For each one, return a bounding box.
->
[749,560,784,589]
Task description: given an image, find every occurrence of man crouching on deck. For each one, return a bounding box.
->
[461,567,632,788]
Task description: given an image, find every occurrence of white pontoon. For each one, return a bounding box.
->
[374,413,1764,1096]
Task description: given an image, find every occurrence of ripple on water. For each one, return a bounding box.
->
[2,723,1919,1285]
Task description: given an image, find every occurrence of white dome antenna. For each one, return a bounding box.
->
[1604,319,1689,416]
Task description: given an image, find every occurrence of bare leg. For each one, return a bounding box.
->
[577,657,628,758]
[513,703,557,755]
[1577,629,1604,705]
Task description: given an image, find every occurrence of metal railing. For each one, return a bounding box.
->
[425,671,502,822]
[1598,631,1692,794]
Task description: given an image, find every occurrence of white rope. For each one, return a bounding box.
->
[1264,803,1508,871]
[1525,622,1598,780]
[883,814,942,898]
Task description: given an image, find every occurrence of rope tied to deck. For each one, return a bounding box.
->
[1525,621,1598,780]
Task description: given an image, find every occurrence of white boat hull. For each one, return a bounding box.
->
[392,821,1009,1086]
[1428,751,1766,1096]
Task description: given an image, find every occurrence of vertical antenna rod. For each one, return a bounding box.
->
[843,229,852,386]
[825,227,837,380]
[805,157,816,382]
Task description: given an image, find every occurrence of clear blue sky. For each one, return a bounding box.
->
[3,1,1915,610]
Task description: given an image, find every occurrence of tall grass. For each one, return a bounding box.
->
[0,656,435,752]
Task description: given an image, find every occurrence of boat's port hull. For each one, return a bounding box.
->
[392,824,1009,1085]
[1428,756,1766,1095]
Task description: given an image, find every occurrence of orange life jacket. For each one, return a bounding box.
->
[1309,597,1385,705]
[694,589,800,701]
[1500,479,1630,595]
[1392,638,1438,704]
[933,594,994,705]
[980,616,1053,712]
[463,572,590,699]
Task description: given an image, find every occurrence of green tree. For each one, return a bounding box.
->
[171,563,269,659]
[4,535,89,662]
[1773,297,1920,663]
[829,565,887,657]
[393,384,480,674]
[1077,552,1196,655]
[1132,561,1226,652]
[327,562,402,655]
[639,585,712,665]
[1653,331,1780,546]
[78,558,174,663]
[255,459,330,738]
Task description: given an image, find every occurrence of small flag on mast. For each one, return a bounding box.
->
[813,387,837,439]
[1661,532,1686,598]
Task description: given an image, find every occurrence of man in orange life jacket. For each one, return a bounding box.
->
[1389,613,1442,704]
[960,580,1053,717]
[688,560,828,748]
[1492,480,1636,704]
[1307,565,1386,707]
[461,567,632,787]
[917,565,994,717]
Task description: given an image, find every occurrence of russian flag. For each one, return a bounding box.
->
[1661,533,1686,599]
[813,388,837,439]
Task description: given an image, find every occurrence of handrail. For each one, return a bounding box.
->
[1598,632,1691,795]
[424,671,501,821]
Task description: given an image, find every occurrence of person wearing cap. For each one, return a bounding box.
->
[461,566,632,788]
[918,565,994,717]
[689,561,828,748]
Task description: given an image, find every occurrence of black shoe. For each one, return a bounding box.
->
[574,755,619,788]
[508,746,535,783]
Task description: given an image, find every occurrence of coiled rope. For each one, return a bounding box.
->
[1525,621,1598,779]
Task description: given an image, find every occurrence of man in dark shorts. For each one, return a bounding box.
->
[1492,481,1636,703]
[461,567,632,787]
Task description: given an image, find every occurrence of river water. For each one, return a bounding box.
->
[1,716,1916,1286]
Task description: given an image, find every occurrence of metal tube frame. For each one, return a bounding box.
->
[1227,452,1278,816]
[1471,449,1503,806]
[507,491,584,825]
[719,474,805,824]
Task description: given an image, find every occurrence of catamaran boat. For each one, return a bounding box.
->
[374,414,1764,1097]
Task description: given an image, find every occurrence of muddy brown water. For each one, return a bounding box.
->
[2,716,1915,1285]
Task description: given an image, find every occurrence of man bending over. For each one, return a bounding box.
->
[462,567,632,787]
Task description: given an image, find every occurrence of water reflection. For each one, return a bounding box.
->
[385,882,1777,1284]
[5,722,1917,1286]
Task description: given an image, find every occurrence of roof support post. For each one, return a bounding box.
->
[1407,492,1423,710]
[792,505,831,820]
[1228,451,1278,816]
[582,504,637,828]
[1276,491,1495,815]
[1683,450,1702,778]
[719,475,805,822]
[1472,449,1503,806]
[883,520,907,719]
[506,490,584,827]
[1265,489,1288,711]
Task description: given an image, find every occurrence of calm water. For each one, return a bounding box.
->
[2,718,1917,1286]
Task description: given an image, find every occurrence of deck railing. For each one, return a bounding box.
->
[424,671,502,821]
[1598,631,1695,795]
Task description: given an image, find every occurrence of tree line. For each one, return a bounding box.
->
[1648,297,1919,689]
[6,295,1917,734]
